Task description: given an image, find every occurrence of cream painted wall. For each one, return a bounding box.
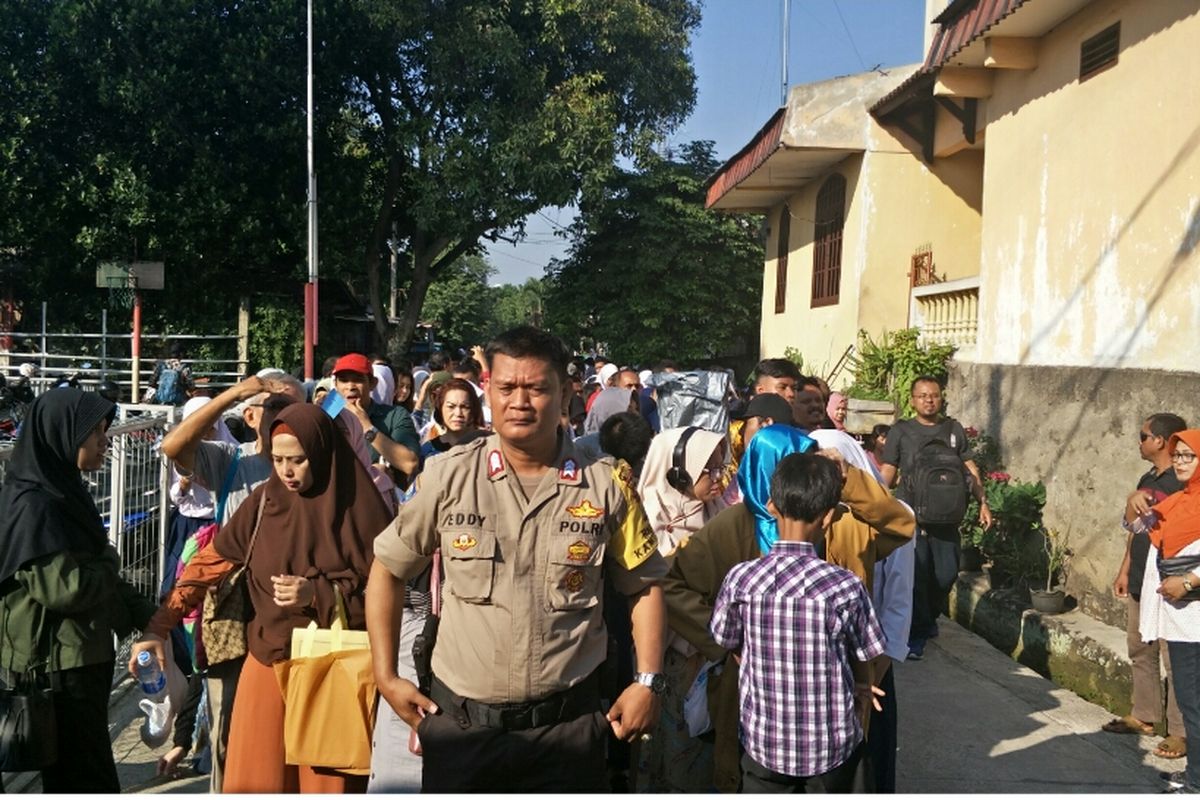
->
[759,146,984,386]
[974,0,1200,370]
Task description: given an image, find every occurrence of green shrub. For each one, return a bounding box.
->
[845,328,955,416]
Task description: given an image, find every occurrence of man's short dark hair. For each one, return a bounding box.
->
[754,358,802,384]
[769,453,843,524]
[320,356,338,378]
[798,375,824,394]
[429,351,450,371]
[1147,413,1188,440]
[653,359,679,372]
[600,412,653,474]
[453,357,482,381]
[486,326,571,380]
[910,374,944,394]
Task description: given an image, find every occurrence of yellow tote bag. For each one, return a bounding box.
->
[274,586,376,774]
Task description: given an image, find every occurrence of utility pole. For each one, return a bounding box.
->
[303,0,319,380]
[781,0,791,106]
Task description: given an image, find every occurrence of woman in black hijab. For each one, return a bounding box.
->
[0,388,156,792]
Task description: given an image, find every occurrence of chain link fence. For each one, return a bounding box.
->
[0,404,178,686]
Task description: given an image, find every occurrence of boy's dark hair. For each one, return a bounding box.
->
[320,356,338,378]
[910,374,944,394]
[1147,412,1188,440]
[453,357,482,381]
[599,412,653,474]
[754,358,802,384]
[429,350,450,371]
[865,423,891,453]
[769,453,843,524]
[486,326,570,380]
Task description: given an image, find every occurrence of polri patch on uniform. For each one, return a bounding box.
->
[559,458,578,481]
[487,449,504,478]
[451,533,478,552]
[566,500,604,519]
[562,569,586,592]
[566,540,592,562]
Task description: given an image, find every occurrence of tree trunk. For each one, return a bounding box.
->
[365,158,403,348]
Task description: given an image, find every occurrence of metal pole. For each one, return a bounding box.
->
[156,419,171,595]
[781,0,790,106]
[131,290,142,402]
[101,308,108,379]
[304,0,319,380]
[40,301,47,376]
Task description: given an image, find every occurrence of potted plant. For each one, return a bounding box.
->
[1030,528,1071,614]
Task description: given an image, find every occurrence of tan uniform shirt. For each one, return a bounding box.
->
[374,433,666,704]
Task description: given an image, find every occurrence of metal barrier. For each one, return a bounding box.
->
[0,404,178,686]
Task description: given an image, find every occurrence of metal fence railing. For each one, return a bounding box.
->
[0,403,178,686]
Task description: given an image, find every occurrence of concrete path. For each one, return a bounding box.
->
[2,617,1185,793]
[896,618,1179,793]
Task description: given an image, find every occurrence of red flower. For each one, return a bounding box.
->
[987,471,1011,482]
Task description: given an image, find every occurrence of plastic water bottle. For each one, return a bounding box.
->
[135,651,166,699]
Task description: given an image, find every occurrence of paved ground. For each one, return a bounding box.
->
[895,618,1179,793]
[3,617,1185,793]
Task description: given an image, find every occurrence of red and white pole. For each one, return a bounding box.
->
[131,290,143,401]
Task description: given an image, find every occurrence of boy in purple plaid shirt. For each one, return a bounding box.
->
[711,453,886,793]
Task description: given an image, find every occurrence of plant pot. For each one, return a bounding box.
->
[958,546,985,573]
[1030,588,1066,614]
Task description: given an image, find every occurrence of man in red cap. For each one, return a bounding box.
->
[333,352,420,480]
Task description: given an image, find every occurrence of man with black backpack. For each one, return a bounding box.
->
[879,375,991,661]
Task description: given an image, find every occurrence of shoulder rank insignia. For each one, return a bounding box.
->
[567,500,604,519]
[559,458,579,481]
[487,449,505,479]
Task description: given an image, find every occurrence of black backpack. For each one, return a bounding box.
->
[906,437,969,526]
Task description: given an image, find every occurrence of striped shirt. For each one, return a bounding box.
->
[710,540,885,778]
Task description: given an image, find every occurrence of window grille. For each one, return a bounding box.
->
[811,175,845,307]
[1080,22,1119,80]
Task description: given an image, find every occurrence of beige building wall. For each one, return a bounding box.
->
[973,0,1200,371]
[760,145,984,386]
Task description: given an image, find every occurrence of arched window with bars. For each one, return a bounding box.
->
[811,174,845,307]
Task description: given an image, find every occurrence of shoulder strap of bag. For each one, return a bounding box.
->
[243,489,268,560]
[214,447,243,525]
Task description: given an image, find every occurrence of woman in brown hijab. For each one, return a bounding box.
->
[130,404,392,793]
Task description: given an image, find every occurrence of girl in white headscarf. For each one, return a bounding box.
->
[638,426,728,556]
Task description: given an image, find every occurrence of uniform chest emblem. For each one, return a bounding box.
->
[451,534,478,552]
[567,500,604,519]
[559,459,578,481]
[487,450,504,478]
[562,569,586,592]
[567,540,592,562]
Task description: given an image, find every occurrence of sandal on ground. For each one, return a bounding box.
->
[1155,735,1187,759]
[1102,715,1154,735]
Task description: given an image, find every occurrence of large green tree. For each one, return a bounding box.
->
[329,0,701,349]
[544,141,763,366]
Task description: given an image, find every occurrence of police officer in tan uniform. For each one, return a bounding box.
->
[366,326,668,792]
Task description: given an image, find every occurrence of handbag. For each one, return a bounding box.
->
[1157,552,1200,601]
[275,585,376,773]
[201,490,267,665]
[0,607,59,772]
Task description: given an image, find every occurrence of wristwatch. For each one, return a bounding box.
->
[1183,576,1196,593]
[634,672,667,695]
[364,427,379,443]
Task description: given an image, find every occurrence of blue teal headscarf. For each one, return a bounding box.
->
[737,424,818,555]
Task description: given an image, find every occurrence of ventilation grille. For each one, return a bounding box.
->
[1080,22,1120,80]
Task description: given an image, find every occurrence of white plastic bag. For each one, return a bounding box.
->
[683,659,720,737]
[138,639,188,748]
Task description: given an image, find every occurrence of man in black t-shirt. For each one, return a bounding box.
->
[879,375,991,660]
[1105,412,1188,758]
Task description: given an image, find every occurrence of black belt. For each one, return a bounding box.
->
[430,672,600,732]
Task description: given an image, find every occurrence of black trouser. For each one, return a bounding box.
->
[42,661,120,794]
[420,680,609,792]
[910,526,960,644]
[866,665,898,793]
[739,742,871,794]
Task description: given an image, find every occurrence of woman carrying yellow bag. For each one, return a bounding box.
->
[131,404,393,793]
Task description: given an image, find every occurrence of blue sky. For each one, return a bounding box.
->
[484,0,928,285]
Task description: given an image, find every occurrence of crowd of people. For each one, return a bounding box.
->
[1,325,1198,794]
